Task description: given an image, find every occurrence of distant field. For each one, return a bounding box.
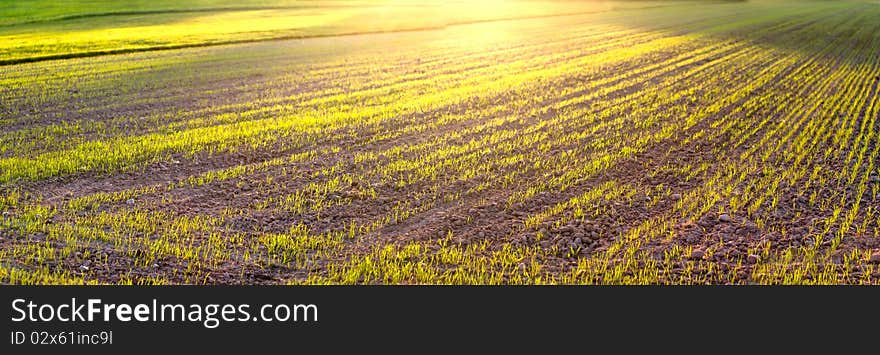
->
[1,0,880,284]
[0,0,702,64]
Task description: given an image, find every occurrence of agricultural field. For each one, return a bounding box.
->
[1,0,879,285]
[0,0,682,64]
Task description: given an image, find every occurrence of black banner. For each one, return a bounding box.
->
[0,286,875,352]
